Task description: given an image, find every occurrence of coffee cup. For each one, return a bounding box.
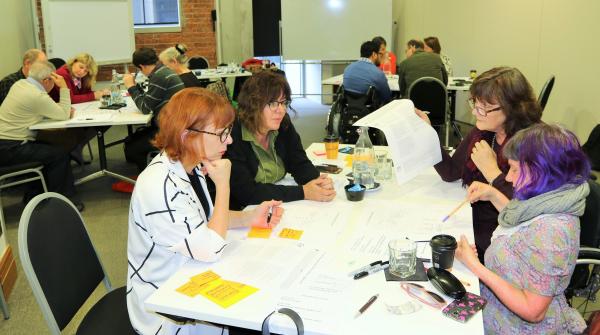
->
[430,234,457,270]
[324,134,339,159]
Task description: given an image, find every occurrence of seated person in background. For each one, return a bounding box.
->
[225,71,336,210]
[397,39,447,97]
[0,48,47,105]
[122,47,184,172]
[424,36,453,76]
[159,43,208,88]
[372,36,397,74]
[456,123,589,334]
[49,52,109,104]
[415,67,542,262]
[127,88,282,335]
[343,41,392,103]
[0,61,83,210]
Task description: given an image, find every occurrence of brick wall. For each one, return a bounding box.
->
[35,0,217,81]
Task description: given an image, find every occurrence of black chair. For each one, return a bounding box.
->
[48,58,66,70]
[565,180,600,317]
[18,192,135,334]
[408,76,462,149]
[327,85,385,145]
[188,56,210,70]
[538,75,555,112]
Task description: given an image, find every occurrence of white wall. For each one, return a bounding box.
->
[392,0,600,141]
[0,0,36,254]
[0,0,36,77]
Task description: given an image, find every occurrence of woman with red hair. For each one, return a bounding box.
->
[126,88,283,335]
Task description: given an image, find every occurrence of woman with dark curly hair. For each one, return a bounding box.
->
[416,66,542,261]
[225,71,336,210]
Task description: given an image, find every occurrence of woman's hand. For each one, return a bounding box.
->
[50,73,67,89]
[455,235,479,269]
[303,175,336,201]
[470,140,502,182]
[414,108,431,125]
[249,200,284,228]
[467,181,498,203]
[202,159,231,188]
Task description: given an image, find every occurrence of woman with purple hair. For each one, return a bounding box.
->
[416,67,542,262]
[456,123,590,333]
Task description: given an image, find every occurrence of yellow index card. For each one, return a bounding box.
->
[176,281,203,297]
[278,228,303,240]
[247,227,272,238]
[199,279,259,308]
[191,270,221,286]
[345,155,353,167]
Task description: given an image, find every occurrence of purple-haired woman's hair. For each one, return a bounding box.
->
[503,123,591,200]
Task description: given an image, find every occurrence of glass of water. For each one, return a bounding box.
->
[388,239,417,278]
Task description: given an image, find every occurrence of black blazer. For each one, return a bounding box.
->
[225,115,320,210]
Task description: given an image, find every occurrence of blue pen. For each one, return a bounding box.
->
[348,261,382,277]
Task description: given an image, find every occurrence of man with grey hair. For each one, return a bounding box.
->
[0,61,84,211]
[0,48,47,105]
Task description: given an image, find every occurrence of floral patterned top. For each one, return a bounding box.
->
[482,214,586,334]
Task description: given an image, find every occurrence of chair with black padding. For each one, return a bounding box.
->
[18,192,135,334]
[408,76,462,150]
[337,86,386,145]
[565,180,600,318]
[538,75,555,112]
[188,56,210,70]
[0,161,48,319]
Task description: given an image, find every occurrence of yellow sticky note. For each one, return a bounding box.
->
[176,281,204,297]
[247,227,272,238]
[345,155,353,167]
[191,270,221,286]
[278,228,304,240]
[199,279,259,308]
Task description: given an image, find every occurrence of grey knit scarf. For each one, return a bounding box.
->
[497,182,590,228]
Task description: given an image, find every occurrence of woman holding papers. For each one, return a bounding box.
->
[159,44,208,88]
[455,123,589,334]
[416,67,542,262]
[126,88,283,335]
[49,52,109,104]
[225,71,336,210]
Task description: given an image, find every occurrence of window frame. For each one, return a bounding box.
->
[133,0,183,33]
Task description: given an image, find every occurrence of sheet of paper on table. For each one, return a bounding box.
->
[353,99,442,185]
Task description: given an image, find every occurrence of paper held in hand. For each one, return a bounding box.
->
[353,99,442,185]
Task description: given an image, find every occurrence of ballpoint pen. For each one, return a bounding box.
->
[348,261,382,277]
[266,206,273,224]
[353,262,389,280]
[354,294,379,318]
[442,198,469,222]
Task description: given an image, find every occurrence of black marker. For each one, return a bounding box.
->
[353,262,389,280]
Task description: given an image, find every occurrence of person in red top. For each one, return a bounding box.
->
[372,36,397,74]
[50,53,108,104]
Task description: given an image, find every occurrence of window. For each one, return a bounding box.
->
[133,0,181,28]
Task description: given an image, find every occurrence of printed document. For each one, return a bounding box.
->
[353,99,442,185]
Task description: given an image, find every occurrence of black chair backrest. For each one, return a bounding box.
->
[580,180,600,248]
[188,56,209,70]
[24,195,105,330]
[408,77,447,126]
[538,75,555,112]
[48,58,66,70]
[339,86,383,144]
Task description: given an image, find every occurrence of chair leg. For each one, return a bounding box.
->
[35,169,48,193]
[0,284,9,319]
[87,142,94,161]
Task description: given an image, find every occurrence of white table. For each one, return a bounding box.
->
[30,97,151,185]
[192,69,252,80]
[144,143,483,335]
[322,74,471,93]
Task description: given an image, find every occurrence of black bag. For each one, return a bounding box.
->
[582,125,600,170]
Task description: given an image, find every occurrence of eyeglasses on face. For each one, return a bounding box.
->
[468,98,502,117]
[187,124,233,143]
[400,283,446,309]
[266,99,291,111]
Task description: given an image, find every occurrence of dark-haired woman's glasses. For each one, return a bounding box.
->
[267,100,291,111]
[187,125,232,143]
[400,283,446,309]
[468,98,502,117]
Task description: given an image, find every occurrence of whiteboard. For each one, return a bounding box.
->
[41,0,135,65]
[281,0,392,61]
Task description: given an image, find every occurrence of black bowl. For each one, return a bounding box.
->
[345,184,366,201]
